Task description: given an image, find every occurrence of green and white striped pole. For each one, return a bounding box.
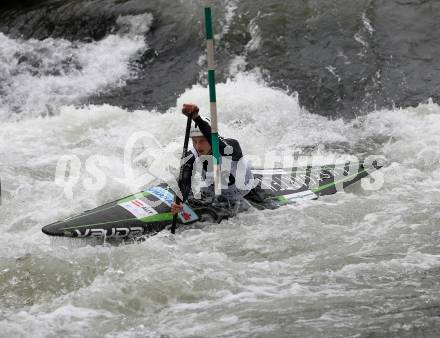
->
[204,2,222,196]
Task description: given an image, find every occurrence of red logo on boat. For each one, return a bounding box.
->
[181,212,191,221]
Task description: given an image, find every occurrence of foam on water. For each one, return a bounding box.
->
[0,13,152,121]
[1,71,440,337]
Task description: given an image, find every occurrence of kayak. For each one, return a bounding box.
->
[42,160,381,239]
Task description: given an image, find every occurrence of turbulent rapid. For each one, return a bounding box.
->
[1,1,440,337]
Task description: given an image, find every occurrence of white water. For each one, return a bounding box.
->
[0,13,152,121]
[1,21,440,338]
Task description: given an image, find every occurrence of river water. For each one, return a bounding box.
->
[0,1,439,337]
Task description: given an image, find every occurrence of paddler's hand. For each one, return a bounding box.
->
[182,104,199,119]
[171,202,183,215]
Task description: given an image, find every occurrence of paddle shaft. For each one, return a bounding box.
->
[171,116,193,234]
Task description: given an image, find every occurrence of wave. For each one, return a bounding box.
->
[0,0,439,118]
[0,14,152,120]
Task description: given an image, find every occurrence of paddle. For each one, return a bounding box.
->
[171,116,193,234]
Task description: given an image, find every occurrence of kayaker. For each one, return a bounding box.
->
[171,103,254,216]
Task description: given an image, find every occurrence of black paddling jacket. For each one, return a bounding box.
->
[178,115,253,201]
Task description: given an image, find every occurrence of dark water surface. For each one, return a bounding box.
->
[1,0,439,117]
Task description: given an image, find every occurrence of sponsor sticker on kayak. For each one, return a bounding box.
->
[251,169,289,175]
[282,190,318,202]
[119,198,158,218]
[146,186,198,224]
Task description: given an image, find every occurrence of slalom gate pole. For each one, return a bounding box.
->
[204,2,222,196]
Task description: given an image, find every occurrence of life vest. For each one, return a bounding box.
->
[189,144,254,201]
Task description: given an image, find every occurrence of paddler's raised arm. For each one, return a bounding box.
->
[182,104,239,159]
[192,115,212,143]
[182,104,215,145]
